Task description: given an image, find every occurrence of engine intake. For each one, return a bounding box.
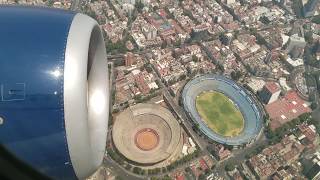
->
[0,6,108,179]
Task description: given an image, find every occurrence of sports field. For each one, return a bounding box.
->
[195,91,244,137]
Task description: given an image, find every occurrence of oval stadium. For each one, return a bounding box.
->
[182,75,263,146]
[112,103,183,166]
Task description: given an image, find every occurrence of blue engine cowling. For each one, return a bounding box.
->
[0,6,109,179]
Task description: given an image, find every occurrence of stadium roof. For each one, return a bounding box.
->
[182,74,263,146]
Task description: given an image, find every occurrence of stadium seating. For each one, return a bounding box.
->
[182,75,263,146]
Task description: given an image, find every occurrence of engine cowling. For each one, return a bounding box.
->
[0,6,109,179]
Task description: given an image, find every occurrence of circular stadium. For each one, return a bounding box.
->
[112,103,183,166]
[182,74,263,146]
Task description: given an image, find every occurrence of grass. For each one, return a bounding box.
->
[195,91,244,137]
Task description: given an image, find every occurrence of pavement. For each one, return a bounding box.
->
[213,133,267,178]
[103,156,146,180]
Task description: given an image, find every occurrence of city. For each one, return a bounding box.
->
[1,0,320,179]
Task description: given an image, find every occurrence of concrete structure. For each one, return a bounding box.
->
[124,52,135,66]
[285,34,306,57]
[226,0,235,5]
[182,75,263,147]
[259,82,281,104]
[247,78,266,93]
[307,162,320,180]
[142,25,157,40]
[303,0,320,17]
[112,103,183,166]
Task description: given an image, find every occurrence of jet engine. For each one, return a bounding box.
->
[0,6,109,179]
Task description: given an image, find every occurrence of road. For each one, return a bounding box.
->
[213,133,267,177]
[141,51,276,179]
[148,63,208,151]
[103,156,146,180]
[102,0,273,178]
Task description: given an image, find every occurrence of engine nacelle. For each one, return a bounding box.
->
[0,6,109,179]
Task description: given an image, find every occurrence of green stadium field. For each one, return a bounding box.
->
[195,91,244,137]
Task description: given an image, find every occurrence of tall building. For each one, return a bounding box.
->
[142,25,157,40]
[285,34,307,56]
[124,52,135,66]
[306,162,320,180]
[304,0,320,17]
[259,82,281,104]
[221,33,233,46]
[122,3,135,16]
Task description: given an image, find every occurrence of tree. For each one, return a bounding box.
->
[192,55,198,62]
[312,15,320,24]
[133,167,142,174]
[144,64,153,73]
[179,74,187,81]
[311,101,318,110]
[199,174,206,180]
[231,70,242,81]
[174,39,182,47]
[125,164,132,170]
[305,31,314,44]
[234,30,239,39]
[115,176,123,180]
[225,163,235,171]
[162,175,172,180]
[135,1,144,13]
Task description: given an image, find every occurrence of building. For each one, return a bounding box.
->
[124,52,136,66]
[285,34,307,57]
[221,33,233,46]
[259,82,281,104]
[285,57,304,69]
[142,25,157,40]
[306,162,320,180]
[266,91,312,130]
[225,0,236,5]
[210,144,231,160]
[247,78,266,93]
[272,169,293,180]
[119,0,135,5]
[297,123,318,149]
[248,135,304,179]
[303,0,320,17]
[112,104,183,167]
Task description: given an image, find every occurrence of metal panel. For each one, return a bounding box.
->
[0,6,77,179]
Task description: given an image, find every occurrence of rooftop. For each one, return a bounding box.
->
[265,82,280,94]
[266,91,311,130]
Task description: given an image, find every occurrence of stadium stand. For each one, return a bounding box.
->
[182,75,263,146]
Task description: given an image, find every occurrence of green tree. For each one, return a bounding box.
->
[192,55,198,62]
[162,175,172,180]
[312,15,320,24]
[115,176,123,180]
[135,1,144,13]
[305,31,314,44]
[133,167,142,174]
[225,163,235,171]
